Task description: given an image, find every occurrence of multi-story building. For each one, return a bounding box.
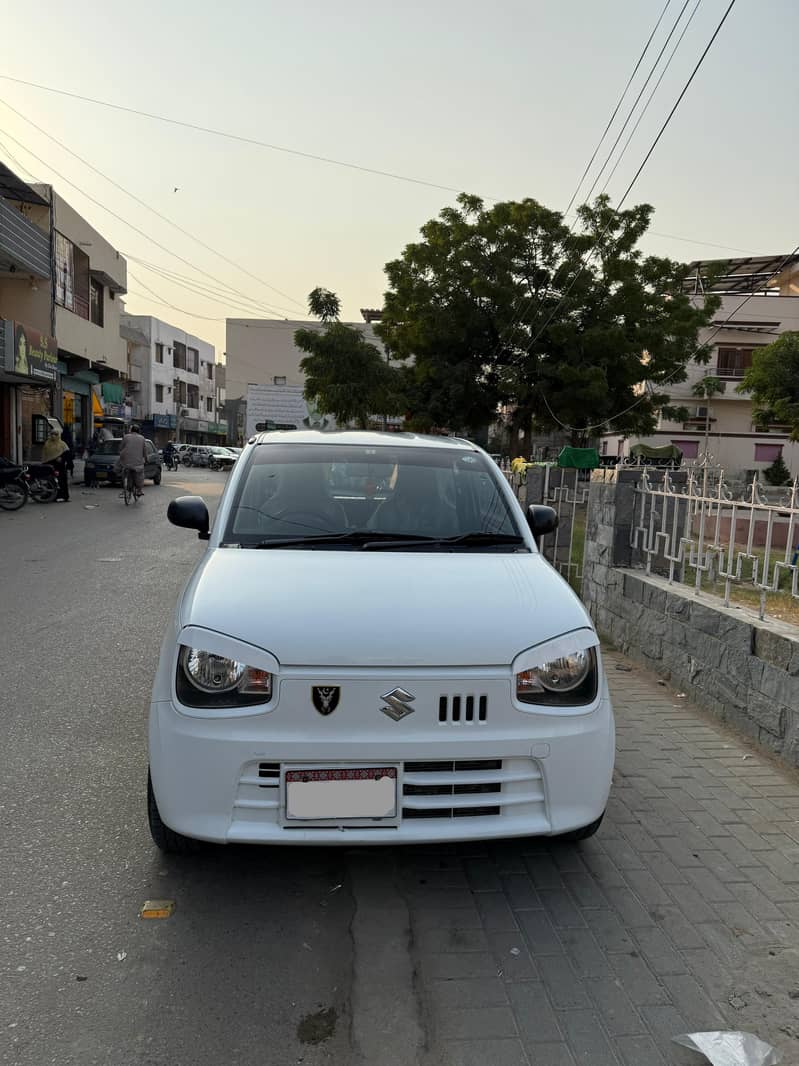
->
[1,164,128,460]
[0,162,53,461]
[601,255,799,479]
[224,313,392,440]
[121,314,224,447]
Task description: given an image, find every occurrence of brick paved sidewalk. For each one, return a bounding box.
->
[403,650,799,1066]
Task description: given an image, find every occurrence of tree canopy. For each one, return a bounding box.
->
[376,193,719,443]
[295,290,403,429]
[739,331,799,440]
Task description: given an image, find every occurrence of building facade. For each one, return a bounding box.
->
[224,315,391,441]
[601,255,799,479]
[0,163,54,462]
[121,314,224,446]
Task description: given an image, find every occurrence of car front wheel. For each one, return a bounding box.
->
[147,771,201,853]
[557,811,605,843]
[152,468,162,485]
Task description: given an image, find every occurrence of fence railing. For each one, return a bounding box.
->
[507,466,589,592]
[630,466,799,621]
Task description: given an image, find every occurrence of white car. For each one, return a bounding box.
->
[148,431,614,851]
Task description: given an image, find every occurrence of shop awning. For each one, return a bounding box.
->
[92,392,104,420]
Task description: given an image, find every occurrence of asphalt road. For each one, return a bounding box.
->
[0,467,418,1066]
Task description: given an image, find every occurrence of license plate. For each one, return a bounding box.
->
[285,767,397,820]
[96,471,107,479]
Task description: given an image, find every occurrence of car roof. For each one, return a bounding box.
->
[249,429,478,451]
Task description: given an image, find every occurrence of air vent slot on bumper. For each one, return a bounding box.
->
[402,758,546,821]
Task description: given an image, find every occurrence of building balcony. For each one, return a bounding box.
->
[0,199,51,279]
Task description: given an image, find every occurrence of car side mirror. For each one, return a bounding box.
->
[168,495,210,540]
[526,505,558,545]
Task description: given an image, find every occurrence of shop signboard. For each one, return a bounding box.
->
[3,321,58,383]
[153,414,176,428]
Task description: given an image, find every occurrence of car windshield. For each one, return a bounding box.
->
[223,443,524,549]
[94,440,123,455]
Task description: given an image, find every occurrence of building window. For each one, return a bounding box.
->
[601,440,608,455]
[206,397,213,413]
[187,384,199,409]
[155,343,164,364]
[716,346,762,379]
[206,363,214,380]
[155,384,164,403]
[174,380,187,406]
[754,443,782,463]
[274,375,286,385]
[54,232,89,319]
[173,341,186,370]
[90,277,104,326]
[672,439,700,459]
[187,347,199,374]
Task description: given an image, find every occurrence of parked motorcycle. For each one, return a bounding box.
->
[0,460,29,511]
[26,462,59,503]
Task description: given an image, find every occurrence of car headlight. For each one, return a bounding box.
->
[176,646,272,708]
[516,647,598,707]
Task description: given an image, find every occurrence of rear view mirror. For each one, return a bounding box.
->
[526,505,558,545]
[168,495,210,540]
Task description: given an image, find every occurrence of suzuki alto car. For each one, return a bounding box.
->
[148,431,614,852]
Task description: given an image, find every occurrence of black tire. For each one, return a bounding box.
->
[147,771,201,853]
[0,479,28,511]
[558,811,605,842]
[152,467,162,485]
[29,477,58,503]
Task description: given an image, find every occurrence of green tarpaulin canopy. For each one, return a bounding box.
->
[629,443,683,461]
[557,447,600,469]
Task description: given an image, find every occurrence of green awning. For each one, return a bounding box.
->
[557,446,600,469]
[629,443,683,461]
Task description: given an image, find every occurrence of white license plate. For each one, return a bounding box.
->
[96,471,107,479]
[285,767,397,820]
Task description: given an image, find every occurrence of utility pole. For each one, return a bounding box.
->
[174,376,181,443]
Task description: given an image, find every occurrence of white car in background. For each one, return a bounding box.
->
[148,431,614,851]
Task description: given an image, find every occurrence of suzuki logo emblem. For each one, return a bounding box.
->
[380,687,416,722]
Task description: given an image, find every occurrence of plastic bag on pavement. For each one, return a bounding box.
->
[673,1031,782,1066]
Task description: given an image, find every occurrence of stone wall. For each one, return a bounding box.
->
[582,469,799,768]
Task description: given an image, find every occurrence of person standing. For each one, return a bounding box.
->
[117,424,148,497]
[41,428,70,502]
[60,422,75,478]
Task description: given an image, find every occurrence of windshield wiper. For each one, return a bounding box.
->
[362,531,527,551]
[250,530,439,549]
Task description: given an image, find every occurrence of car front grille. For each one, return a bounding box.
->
[231,757,548,828]
[438,694,488,724]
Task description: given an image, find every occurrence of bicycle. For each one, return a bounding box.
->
[122,466,141,506]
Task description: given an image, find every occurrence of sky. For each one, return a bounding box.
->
[1,0,797,360]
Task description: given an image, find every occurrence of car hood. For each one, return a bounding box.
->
[178,549,592,667]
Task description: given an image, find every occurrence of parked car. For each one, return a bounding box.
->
[182,445,214,467]
[148,430,614,852]
[207,447,237,471]
[84,438,162,487]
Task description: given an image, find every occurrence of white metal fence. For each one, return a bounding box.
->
[507,466,589,591]
[630,464,799,620]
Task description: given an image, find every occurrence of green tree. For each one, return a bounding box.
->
[295,290,404,429]
[692,374,724,458]
[763,454,792,487]
[739,332,799,440]
[307,287,341,323]
[377,193,719,443]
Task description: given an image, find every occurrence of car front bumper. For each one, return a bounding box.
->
[149,674,615,846]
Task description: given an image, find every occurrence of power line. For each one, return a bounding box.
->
[489,0,697,370]
[125,256,296,317]
[0,73,756,256]
[599,0,703,197]
[0,97,304,313]
[0,73,478,198]
[0,125,294,321]
[564,0,673,215]
[517,0,738,368]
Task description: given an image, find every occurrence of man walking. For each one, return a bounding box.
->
[117,424,148,498]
